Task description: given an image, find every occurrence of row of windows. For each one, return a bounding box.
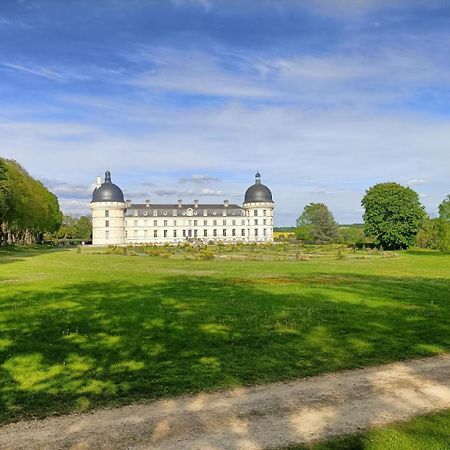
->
[119,219,272,228]
[104,209,271,219]
[117,228,268,239]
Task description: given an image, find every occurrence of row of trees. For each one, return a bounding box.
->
[45,215,92,242]
[296,183,449,250]
[0,158,63,245]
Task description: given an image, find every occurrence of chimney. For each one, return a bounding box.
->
[178,199,182,208]
[224,199,229,207]
[145,199,150,207]
[194,199,199,208]
[96,176,102,188]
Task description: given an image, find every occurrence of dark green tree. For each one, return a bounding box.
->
[74,216,92,240]
[439,195,450,221]
[362,182,425,249]
[296,203,339,244]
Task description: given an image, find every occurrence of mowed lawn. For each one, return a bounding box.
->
[0,247,449,424]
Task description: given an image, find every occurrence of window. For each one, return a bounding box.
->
[223,229,226,237]
[263,219,267,225]
[263,210,267,216]
[183,230,186,237]
[232,229,236,237]
[188,220,192,227]
[194,220,198,226]
[105,220,109,227]
[232,219,236,226]
[204,229,207,237]
[164,230,167,237]
[254,219,258,225]
[153,220,157,227]
[153,210,157,217]
[105,210,109,218]
[241,229,245,237]
[203,209,207,216]
[188,229,192,237]
[125,230,128,238]
[213,219,217,226]
[255,229,258,236]
[203,219,207,226]
[174,230,177,238]
[173,220,177,226]
[153,230,158,238]
[222,219,226,226]
[263,228,267,236]
[194,229,198,238]
[144,229,148,237]
[213,229,217,237]
[134,220,138,227]
[164,220,168,227]
[105,230,109,240]
[254,210,258,216]
[134,230,138,238]
[241,220,245,225]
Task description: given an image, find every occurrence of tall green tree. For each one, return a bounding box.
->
[0,157,62,244]
[439,195,450,221]
[362,182,425,249]
[296,202,339,244]
[74,216,92,240]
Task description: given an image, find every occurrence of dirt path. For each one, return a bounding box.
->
[1,355,449,450]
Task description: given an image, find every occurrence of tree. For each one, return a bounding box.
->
[74,216,92,240]
[296,203,338,244]
[0,157,63,244]
[439,195,450,221]
[362,182,425,249]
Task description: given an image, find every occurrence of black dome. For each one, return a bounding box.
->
[244,172,273,203]
[91,171,125,203]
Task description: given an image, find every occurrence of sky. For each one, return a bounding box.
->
[0,0,449,226]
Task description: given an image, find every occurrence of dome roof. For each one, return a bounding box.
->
[244,172,273,203]
[91,171,125,203]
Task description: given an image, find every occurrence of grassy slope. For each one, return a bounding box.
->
[0,247,449,423]
[285,409,450,450]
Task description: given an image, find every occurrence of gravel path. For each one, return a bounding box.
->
[1,354,449,450]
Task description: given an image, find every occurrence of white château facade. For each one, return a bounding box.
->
[90,171,274,245]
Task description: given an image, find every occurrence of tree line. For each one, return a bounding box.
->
[295,182,449,251]
[0,157,63,245]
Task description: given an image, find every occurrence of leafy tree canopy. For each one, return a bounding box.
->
[439,195,450,221]
[0,157,63,244]
[362,182,425,249]
[296,202,338,244]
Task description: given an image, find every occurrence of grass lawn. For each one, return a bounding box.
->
[285,409,450,450]
[0,245,449,424]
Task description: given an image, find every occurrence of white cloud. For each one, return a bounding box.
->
[408,179,427,186]
[179,175,220,184]
[1,63,66,81]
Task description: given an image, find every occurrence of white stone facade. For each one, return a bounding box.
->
[90,173,274,246]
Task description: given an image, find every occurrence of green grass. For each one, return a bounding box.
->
[0,245,449,424]
[284,409,450,450]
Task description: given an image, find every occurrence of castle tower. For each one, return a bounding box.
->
[243,172,274,242]
[90,171,126,245]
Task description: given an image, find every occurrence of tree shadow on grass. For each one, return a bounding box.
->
[0,273,449,425]
[0,246,69,265]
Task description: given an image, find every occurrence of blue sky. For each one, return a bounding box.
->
[1,0,449,225]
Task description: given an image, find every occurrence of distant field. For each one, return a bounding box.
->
[0,245,449,424]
